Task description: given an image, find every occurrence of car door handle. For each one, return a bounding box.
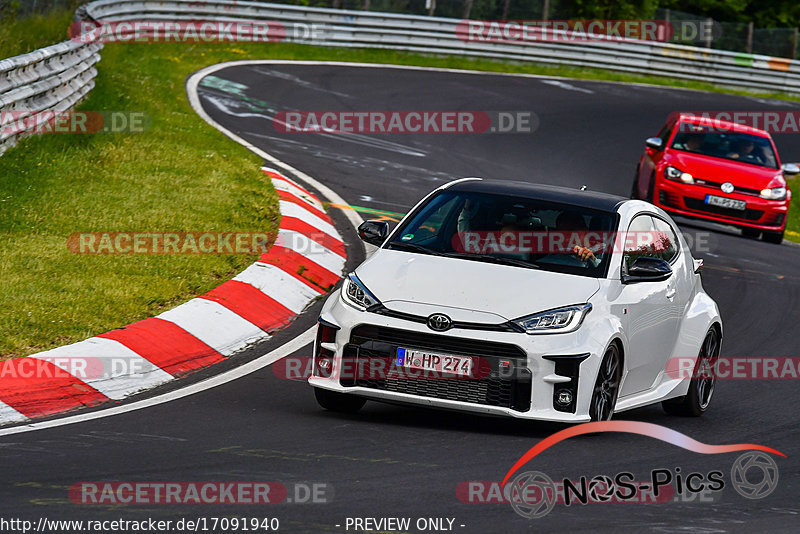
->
[666,288,676,300]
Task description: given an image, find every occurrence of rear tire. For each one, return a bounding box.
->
[314,387,366,413]
[762,230,784,244]
[662,328,720,417]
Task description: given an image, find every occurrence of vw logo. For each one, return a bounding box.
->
[426,313,452,332]
[721,182,735,194]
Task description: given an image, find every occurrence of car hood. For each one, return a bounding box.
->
[667,151,781,188]
[355,249,601,322]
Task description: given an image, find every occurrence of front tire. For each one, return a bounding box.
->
[314,387,366,413]
[662,327,720,417]
[590,344,622,421]
[762,230,784,244]
[630,166,641,199]
[645,173,655,203]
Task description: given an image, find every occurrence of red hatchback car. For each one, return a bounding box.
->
[632,114,798,243]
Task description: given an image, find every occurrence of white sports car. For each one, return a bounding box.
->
[310,178,722,422]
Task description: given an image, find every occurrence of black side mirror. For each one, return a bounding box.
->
[358,220,389,247]
[622,256,672,283]
[645,137,664,150]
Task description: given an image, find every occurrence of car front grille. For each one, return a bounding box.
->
[683,197,764,221]
[693,178,761,196]
[342,325,531,412]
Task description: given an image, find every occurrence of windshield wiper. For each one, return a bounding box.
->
[387,242,445,256]
[441,252,540,269]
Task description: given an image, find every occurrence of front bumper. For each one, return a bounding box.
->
[655,178,789,231]
[309,290,611,423]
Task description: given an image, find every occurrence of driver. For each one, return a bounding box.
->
[727,138,762,163]
[553,211,601,267]
[683,133,704,152]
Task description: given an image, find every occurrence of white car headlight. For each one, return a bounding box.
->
[760,186,786,200]
[341,273,381,311]
[665,166,694,184]
[513,304,592,334]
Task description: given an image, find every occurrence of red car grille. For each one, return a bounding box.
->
[694,178,761,196]
[683,197,764,221]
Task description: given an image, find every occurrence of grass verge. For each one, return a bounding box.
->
[0,8,77,59]
[0,41,286,359]
[3,27,800,358]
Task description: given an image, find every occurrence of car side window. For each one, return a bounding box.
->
[651,217,679,263]
[623,215,679,274]
[622,215,656,274]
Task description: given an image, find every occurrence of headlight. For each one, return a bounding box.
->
[341,273,381,311]
[513,304,592,334]
[665,166,694,184]
[760,187,786,200]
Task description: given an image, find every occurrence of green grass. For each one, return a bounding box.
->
[3,25,800,358]
[0,8,78,59]
[0,42,284,359]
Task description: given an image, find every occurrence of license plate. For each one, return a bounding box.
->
[705,195,746,211]
[396,347,473,377]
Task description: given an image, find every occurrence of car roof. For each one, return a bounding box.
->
[447,179,628,212]
[676,114,771,138]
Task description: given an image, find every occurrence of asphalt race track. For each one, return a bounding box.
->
[2,63,800,533]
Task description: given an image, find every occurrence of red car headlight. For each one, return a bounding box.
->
[760,187,787,200]
[665,165,694,184]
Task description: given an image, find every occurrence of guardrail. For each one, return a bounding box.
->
[0,36,102,155]
[1,0,798,156]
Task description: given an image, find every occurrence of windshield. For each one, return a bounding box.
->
[670,125,777,169]
[386,189,617,278]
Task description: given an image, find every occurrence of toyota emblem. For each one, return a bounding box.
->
[721,182,734,194]
[427,313,452,332]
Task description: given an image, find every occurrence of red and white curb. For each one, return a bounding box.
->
[0,168,345,425]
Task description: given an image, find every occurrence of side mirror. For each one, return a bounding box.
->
[781,163,800,176]
[357,220,389,247]
[623,256,672,283]
[645,137,664,151]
